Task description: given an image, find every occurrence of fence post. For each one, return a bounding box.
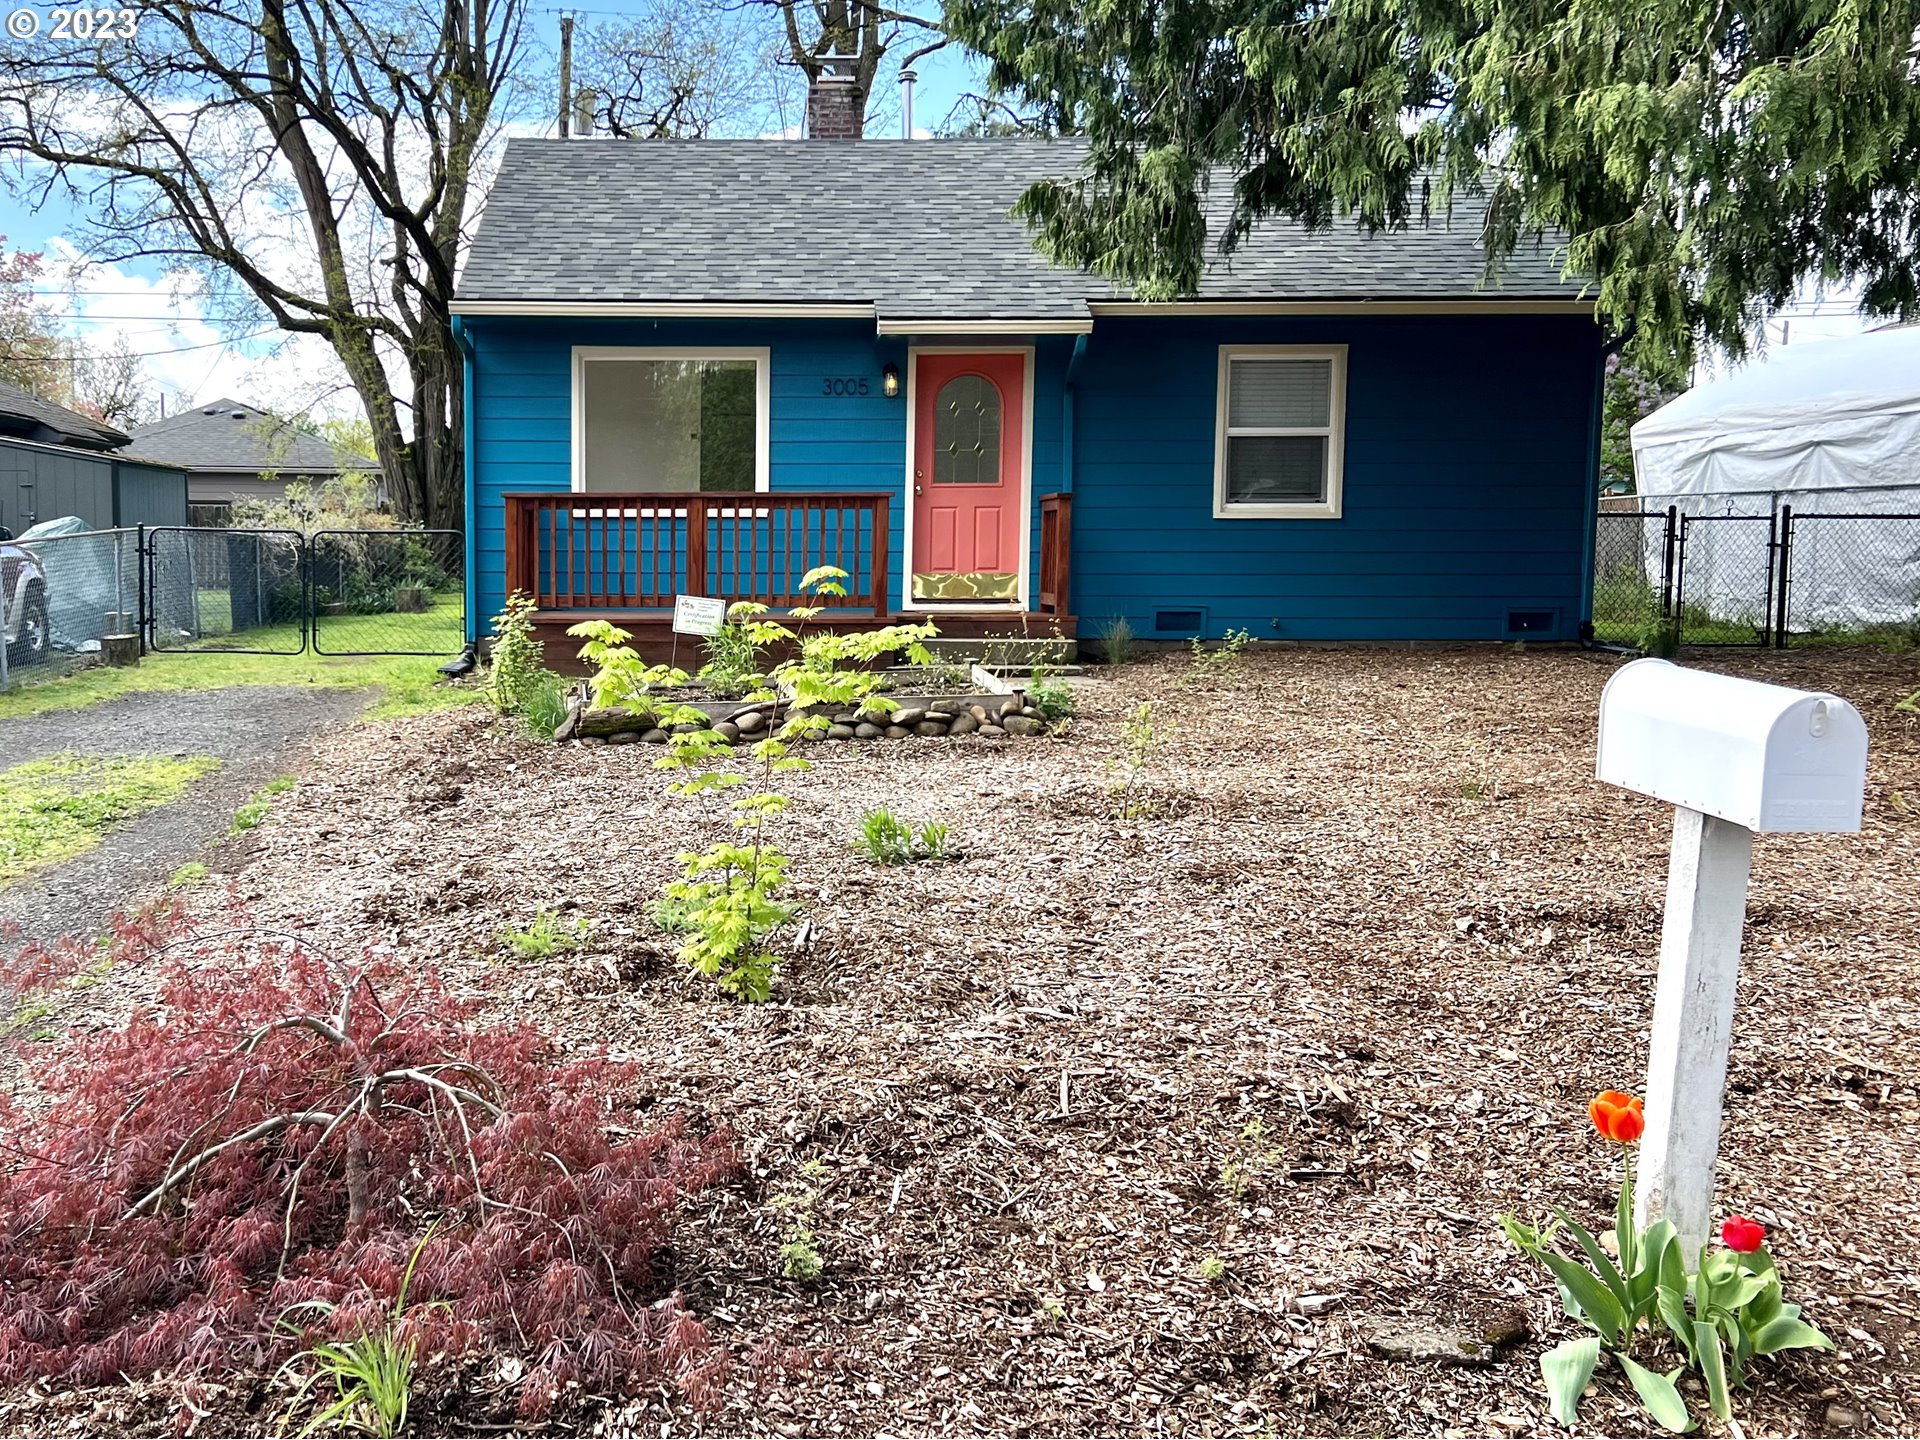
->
[1761,511,1778,649]
[1672,513,1691,644]
[685,496,709,596]
[136,524,148,655]
[870,493,891,616]
[1773,505,1793,649]
[1660,506,1679,618]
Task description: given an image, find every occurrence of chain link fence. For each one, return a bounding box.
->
[1782,512,1920,645]
[1594,494,1920,648]
[310,530,465,656]
[147,527,306,653]
[11,527,143,664]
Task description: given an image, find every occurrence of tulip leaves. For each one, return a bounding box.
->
[1504,1176,1830,1433]
[1540,1337,1601,1428]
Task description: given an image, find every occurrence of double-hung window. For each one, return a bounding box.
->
[572,347,769,494]
[1213,345,1346,518]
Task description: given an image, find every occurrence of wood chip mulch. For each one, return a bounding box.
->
[13,645,1920,1437]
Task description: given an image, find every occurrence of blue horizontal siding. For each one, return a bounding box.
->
[1068,314,1600,641]
[464,311,1600,643]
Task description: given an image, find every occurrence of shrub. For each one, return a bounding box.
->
[1026,668,1075,723]
[696,602,770,698]
[1096,614,1134,666]
[1108,701,1168,821]
[487,592,546,714]
[0,915,736,1422]
[1183,627,1253,686]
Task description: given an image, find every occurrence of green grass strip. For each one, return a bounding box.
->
[0,753,221,882]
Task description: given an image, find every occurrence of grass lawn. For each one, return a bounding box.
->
[0,647,481,721]
[0,753,220,882]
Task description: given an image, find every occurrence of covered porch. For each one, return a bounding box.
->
[504,490,1074,663]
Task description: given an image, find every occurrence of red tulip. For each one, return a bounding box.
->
[1722,1215,1767,1254]
[1590,1090,1646,1145]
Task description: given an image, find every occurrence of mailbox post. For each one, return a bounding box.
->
[1596,659,1868,1264]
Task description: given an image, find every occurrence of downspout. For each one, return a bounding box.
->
[1061,332,1087,495]
[446,315,481,672]
[1581,321,1636,654]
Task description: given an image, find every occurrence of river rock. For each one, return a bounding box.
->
[998,696,1024,718]
[855,723,884,739]
[969,704,991,723]
[949,714,979,736]
[833,712,861,726]
[894,706,927,726]
[640,729,669,744]
[608,729,639,745]
[579,735,609,748]
[914,720,949,737]
[1003,715,1043,736]
[978,724,1007,738]
[885,725,911,739]
[734,710,767,734]
[827,723,855,740]
[714,721,741,742]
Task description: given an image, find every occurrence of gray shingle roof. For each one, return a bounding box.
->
[126,399,370,474]
[455,138,1585,318]
[0,376,129,449]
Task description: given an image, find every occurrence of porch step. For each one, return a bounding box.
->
[922,635,1079,665]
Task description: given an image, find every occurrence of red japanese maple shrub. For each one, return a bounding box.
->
[0,919,737,1419]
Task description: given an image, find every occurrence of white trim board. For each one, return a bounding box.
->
[458,300,872,319]
[876,317,1092,336]
[569,345,772,494]
[901,344,1036,615]
[1092,298,1595,317]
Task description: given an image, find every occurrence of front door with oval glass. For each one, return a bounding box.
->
[911,351,1025,604]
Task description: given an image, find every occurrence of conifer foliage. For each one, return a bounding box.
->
[0,914,736,1421]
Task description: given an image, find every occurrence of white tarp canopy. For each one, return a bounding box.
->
[1632,325,1920,498]
[1630,327,1920,631]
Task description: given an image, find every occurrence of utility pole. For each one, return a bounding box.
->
[558,14,574,139]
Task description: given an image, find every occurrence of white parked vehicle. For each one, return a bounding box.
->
[1,535,51,666]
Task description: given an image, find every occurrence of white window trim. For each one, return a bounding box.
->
[570,345,771,495]
[1212,344,1347,520]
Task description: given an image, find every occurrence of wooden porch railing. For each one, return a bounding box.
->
[1038,492,1072,615]
[504,491,892,612]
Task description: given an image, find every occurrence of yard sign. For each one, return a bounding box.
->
[672,594,728,638]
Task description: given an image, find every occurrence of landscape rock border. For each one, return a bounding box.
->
[556,692,1053,746]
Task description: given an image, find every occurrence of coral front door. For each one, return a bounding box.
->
[911,351,1025,604]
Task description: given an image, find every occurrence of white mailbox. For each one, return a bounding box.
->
[1596,658,1867,833]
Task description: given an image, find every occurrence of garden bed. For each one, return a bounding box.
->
[5,645,1918,1437]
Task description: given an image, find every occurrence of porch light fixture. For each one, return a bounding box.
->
[882,362,900,398]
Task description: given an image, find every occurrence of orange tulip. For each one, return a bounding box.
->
[1590,1090,1645,1144]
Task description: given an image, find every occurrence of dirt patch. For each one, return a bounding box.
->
[8,646,1920,1436]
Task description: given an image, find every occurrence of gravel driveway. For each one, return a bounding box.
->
[0,687,367,950]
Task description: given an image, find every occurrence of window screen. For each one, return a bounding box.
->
[581,356,758,493]
[1218,351,1342,513]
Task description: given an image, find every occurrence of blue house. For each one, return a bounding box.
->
[452,135,1605,652]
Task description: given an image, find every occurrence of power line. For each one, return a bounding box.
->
[0,327,282,360]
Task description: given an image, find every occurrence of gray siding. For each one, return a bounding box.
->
[0,437,115,534]
[113,460,189,527]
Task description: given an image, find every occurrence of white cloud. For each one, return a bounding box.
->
[40,239,358,422]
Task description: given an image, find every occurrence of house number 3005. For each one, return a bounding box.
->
[821,377,871,397]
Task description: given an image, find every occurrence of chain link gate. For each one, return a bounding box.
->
[1673,511,1776,646]
[142,526,464,657]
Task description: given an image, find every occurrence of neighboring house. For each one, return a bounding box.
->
[452,129,1607,651]
[0,377,187,535]
[125,399,374,524]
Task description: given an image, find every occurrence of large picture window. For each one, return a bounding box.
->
[1213,345,1346,518]
[573,348,768,493]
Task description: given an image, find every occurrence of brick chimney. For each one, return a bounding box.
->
[806,73,865,140]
